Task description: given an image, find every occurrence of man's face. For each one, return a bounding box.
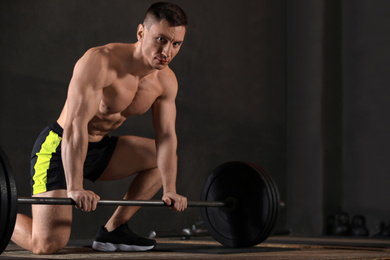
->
[138,19,186,70]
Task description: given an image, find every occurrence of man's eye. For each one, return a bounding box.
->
[157,37,165,43]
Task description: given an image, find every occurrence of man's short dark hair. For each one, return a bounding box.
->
[144,2,188,28]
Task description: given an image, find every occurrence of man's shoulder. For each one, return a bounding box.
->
[156,67,177,87]
[82,43,134,62]
[78,45,110,67]
[77,43,135,76]
[153,68,178,98]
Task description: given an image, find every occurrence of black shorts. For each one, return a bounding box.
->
[30,122,118,195]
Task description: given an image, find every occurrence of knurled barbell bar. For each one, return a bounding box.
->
[0,145,280,254]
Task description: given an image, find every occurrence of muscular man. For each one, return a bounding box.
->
[11,2,188,254]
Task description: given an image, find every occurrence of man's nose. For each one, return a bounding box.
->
[162,44,172,58]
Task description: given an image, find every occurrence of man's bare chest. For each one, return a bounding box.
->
[100,75,163,118]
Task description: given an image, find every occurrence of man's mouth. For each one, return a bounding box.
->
[156,57,169,64]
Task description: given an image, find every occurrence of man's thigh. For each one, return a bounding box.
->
[32,190,72,246]
[98,135,157,181]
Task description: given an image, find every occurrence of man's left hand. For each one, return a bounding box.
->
[162,192,187,211]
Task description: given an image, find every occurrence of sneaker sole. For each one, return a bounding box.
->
[92,241,155,252]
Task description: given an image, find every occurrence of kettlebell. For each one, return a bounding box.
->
[350,215,369,237]
[332,212,350,236]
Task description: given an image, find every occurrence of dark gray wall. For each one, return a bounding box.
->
[342,0,390,232]
[287,0,328,235]
[0,0,287,239]
[287,0,390,235]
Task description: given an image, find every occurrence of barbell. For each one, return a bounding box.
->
[0,145,280,254]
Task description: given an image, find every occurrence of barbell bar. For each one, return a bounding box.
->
[0,145,280,254]
[17,197,229,208]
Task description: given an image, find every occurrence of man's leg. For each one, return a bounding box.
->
[11,190,72,255]
[97,135,162,231]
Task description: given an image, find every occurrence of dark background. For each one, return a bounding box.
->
[0,0,389,239]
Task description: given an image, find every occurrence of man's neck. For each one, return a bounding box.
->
[129,41,157,79]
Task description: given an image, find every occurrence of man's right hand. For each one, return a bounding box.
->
[67,189,100,212]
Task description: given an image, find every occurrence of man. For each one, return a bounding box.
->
[11,2,188,254]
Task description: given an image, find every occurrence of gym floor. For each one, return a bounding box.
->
[2,236,390,259]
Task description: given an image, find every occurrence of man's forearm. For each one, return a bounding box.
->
[62,126,88,192]
[156,135,178,193]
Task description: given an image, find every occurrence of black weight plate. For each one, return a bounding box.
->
[244,162,276,243]
[0,152,10,254]
[201,162,274,247]
[258,166,280,236]
[248,163,280,240]
[261,166,279,238]
[201,161,274,247]
[245,163,276,242]
[0,146,17,255]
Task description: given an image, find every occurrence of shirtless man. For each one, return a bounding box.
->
[11,2,188,254]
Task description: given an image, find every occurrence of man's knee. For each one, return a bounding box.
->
[31,237,68,255]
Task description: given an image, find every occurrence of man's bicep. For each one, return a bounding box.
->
[154,70,178,137]
[64,54,107,126]
[152,95,177,138]
[66,79,102,124]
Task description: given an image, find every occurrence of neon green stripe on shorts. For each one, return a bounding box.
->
[32,131,62,195]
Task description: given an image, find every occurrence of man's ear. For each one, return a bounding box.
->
[137,24,144,41]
